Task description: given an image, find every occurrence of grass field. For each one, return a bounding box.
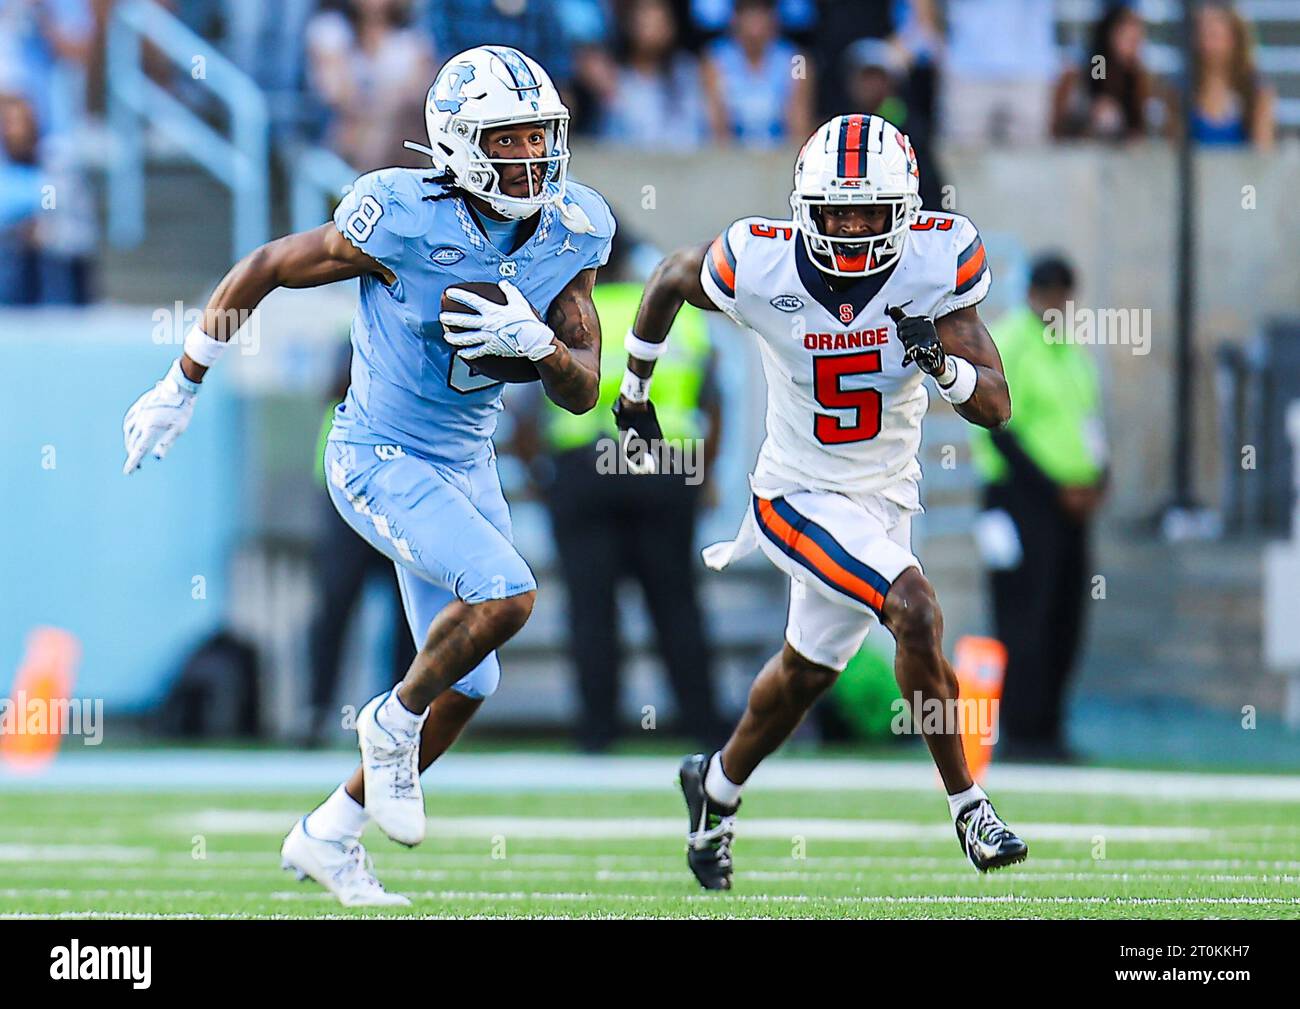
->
[2,755,1298,919]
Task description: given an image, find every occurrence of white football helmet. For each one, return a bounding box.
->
[409,46,571,221]
[790,114,922,277]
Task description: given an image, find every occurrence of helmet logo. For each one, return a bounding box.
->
[433,63,477,114]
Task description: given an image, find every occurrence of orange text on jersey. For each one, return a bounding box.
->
[803,328,890,352]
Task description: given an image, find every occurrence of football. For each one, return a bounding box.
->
[441,281,544,384]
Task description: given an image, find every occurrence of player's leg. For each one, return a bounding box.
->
[881,568,970,792]
[680,492,886,889]
[340,569,491,805]
[878,556,1027,871]
[678,626,849,890]
[330,443,535,837]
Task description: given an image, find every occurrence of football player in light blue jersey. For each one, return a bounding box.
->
[122,46,615,906]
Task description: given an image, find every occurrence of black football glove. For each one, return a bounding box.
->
[887,303,946,377]
[612,397,664,475]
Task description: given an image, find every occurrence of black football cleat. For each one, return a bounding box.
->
[679,753,739,891]
[955,798,1028,872]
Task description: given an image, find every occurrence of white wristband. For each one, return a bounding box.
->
[624,329,668,362]
[937,355,977,405]
[620,368,652,403]
[183,324,232,367]
[166,358,201,396]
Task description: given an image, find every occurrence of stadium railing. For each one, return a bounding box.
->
[106,0,269,261]
[287,145,359,237]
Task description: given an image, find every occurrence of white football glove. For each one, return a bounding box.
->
[122,360,198,474]
[438,280,557,362]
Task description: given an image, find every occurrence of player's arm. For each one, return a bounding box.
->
[888,303,1011,429]
[613,242,717,472]
[122,224,387,474]
[935,306,1011,428]
[184,225,389,382]
[534,267,601,414]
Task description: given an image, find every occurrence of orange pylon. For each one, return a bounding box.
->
[952,635,1007,784]
[1,627,82,773]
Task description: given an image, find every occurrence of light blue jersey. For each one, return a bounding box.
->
[329,168,615,462]
[322,169,614,699]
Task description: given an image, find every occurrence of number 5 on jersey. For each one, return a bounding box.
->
[813,351,882,444]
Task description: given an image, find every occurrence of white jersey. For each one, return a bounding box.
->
[700,211,991,508]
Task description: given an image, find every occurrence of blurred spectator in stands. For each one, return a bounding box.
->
[219,0,318,126]
[588,0,708,150]
[700,0,812,147]
[515,230,727,753]
[940,0,1059,146]
[687,0,815,47]
[306,0,435,170]
[1191,0,1274,150]
[808,0,895,119]
[0,0,93,139]
[424,0,596,95]
[1052,3,1170,142]
[0,91,94,304]
[305,348,416,746]
[970,254,1108,764]
[840,37,944,210]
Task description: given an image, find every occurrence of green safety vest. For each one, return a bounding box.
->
[314,402,337,487]
[544,282,712,450]
[970,305,1105,486]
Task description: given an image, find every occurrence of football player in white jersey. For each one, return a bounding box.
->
[613,114,1028,888]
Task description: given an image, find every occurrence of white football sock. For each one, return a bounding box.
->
[704,751,743,807]
[946,782,988,822]
[304,785,369,843]
[379,687,426,736]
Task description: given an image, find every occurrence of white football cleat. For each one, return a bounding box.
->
[280,818,411,908]
[356,690,427,846]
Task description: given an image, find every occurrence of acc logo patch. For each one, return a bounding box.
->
[431,246,466,266]
[770,294,804,312]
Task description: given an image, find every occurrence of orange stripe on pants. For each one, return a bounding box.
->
[756,498,885,611]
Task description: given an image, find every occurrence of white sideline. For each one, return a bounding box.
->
[3,750,1300,801]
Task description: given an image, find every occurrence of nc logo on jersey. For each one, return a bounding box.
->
[498,261,518,278]
[374,445,405,461]
[770,294,804,312]
[431,246,466,266]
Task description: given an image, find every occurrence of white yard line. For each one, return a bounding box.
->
[171,810,1219,843]
[0,843,154,863]
[6,888,1297,907]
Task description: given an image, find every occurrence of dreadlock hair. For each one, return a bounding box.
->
[421,168,460,202]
